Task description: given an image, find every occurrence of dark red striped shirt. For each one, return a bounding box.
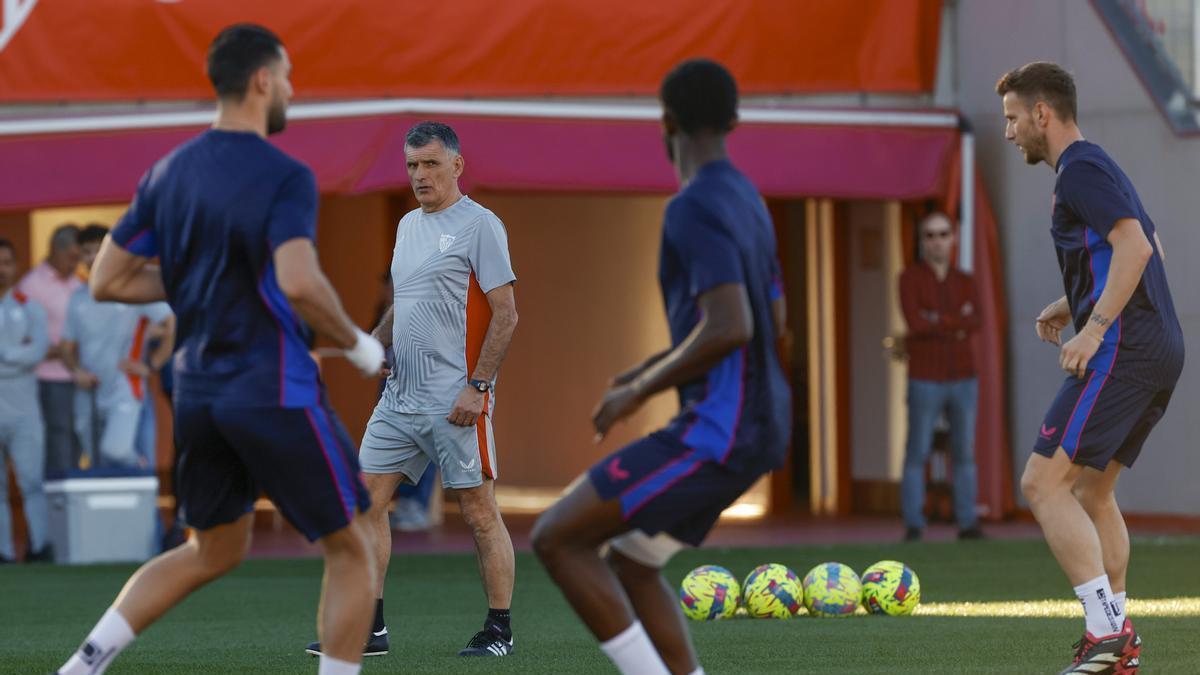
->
[899,263,980,382]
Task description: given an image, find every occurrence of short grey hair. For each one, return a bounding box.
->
[404,120,461,156]
[50,224,80,252]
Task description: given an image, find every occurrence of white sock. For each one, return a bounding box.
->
[1074,575,1122,637]
[318,654,361,675]
[690,669,706,675]
[58,607,136,675]
[599,621,670,675]
[1113,591,1127,619]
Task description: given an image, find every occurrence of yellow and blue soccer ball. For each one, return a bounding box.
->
[802,562,861,617]
[860,560,921,616]
[679,565,741,621]
[741,563,804,619]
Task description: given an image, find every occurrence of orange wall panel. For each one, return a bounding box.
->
[0,0,942,102]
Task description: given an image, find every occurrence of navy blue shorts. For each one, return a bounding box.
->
[1033,371,1173,470]
[175,402,370,541]
[587,431,762,547]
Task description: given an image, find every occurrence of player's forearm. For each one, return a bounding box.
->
[286,273,359,350]
[59,342,83,373]
[470,306,517,382]
[372,304,394,347]
[1082,241,1152,341]
[148,321,174,370]
[631,318,749,403]
[91,265,167,304]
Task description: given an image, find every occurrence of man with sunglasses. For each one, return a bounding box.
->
[898,211,984,542]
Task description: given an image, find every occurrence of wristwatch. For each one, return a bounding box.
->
[468,378,492,393]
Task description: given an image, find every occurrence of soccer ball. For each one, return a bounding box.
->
[679,565,741,621]
[860,560,921,616]
[741,563,804,619]
[802,562,861,617]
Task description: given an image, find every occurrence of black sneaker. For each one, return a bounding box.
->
[903,527,922,542]
[957,526,986,540]
[305,627,390,657]
[458,629,513,657]
[24,544,53,563]
[1058,619,1141,674]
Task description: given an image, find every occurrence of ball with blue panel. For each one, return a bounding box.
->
[679,565,741,621]
[741,563,804,619]
[860,560,921,616]
[802,561,861,617]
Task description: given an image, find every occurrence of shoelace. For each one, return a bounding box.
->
[1070,636,1092,664]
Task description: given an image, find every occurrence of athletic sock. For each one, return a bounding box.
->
[1113,591,1127,620]
[599,621,670,675]
[1074,574,1122,637]
[373,598,386,634]
[58,607,136,675]
[689,669,706,675]
[318,655,361,675]
[486,607,512,640]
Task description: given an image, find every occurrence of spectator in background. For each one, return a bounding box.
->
[62,225,173,469]
[17,224,84,474]
[899,212,984,542]
[0,239,53,562]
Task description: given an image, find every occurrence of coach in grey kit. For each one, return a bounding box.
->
[0,240,52,563]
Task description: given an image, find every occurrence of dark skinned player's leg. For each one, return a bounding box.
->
[531,476,634,639]
[607,548,699,674]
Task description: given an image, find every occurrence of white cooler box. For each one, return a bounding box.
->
[46,476,159,564]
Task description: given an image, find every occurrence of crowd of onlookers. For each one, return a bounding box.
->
[0,224,173,563]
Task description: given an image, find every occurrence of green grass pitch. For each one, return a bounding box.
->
[3,537,1198,673]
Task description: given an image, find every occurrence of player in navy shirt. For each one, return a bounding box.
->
[999,62,1183,674]
[533,60,790,675]
[57,25,384,675]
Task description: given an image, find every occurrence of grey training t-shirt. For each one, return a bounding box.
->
[383,196,516,414]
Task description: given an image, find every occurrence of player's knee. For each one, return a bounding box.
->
[458,490,499,533]
[606,549,657,584]
[194,538,247,576]
[531,513,566,565]
[1073,484,1113,515]
[1019,466,1047,505]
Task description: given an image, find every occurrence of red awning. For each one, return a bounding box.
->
[0,104,959,210]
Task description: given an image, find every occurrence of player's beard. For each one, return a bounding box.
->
[663,131,675,163]
[1022,132,1048,165]
[266,97,287,136]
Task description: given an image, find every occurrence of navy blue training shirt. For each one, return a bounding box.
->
[1053,140,1185,391]
[111,129,322,407]
[659,159,792,473]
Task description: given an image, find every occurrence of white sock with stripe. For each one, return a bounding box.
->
[58,607,136,675]
[600,621,670,675]
[1113,591,1127,619]
[1074,574,1122,637]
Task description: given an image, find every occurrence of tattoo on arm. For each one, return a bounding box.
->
[1089,313,1111,329]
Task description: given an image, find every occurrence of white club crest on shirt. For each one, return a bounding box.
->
[439,234,456,253]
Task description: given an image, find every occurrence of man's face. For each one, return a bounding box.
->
[80,241,101,271]
[49,241,82,276]
[405,141,464,210]
[0,248,15,288]
[920,215,955,265]
[265,48,293,136]
[1002,92,1048,166]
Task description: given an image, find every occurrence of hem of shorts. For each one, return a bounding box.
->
[183,503,255,534]
[1031,443,1110,471]
[360,465,423,484]
[442,477,485,490]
